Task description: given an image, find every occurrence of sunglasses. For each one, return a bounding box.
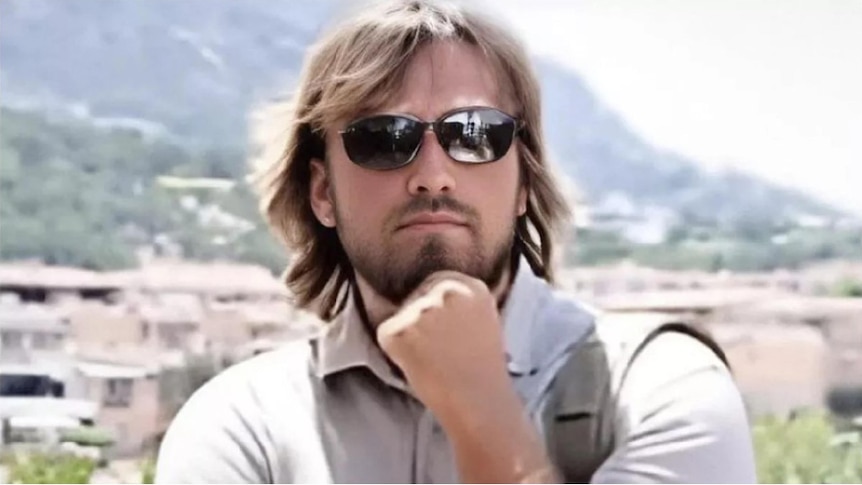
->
[339,106,521,170]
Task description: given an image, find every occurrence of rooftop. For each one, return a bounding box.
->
[0,260,286,297]
[0,302,67,332]
[0,397,98,420]
[594,288,789,313]
[106,260,285,296]
[0,263,119,291]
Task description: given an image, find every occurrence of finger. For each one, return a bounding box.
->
[406,278,472,317]
[376,302,422,341]
[377,279,471,342]
[411,270,483,299]
[424,278,473,302]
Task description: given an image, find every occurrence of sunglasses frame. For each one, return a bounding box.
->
[338,106,523,170]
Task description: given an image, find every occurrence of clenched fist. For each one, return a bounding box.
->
[376,271,557,482]
[375,271,517,426]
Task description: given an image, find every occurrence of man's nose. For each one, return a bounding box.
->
[406,131,457,196]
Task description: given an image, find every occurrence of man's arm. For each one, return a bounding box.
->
[376,272,560,483]
[592,332,757,484]
[437,389,560,483]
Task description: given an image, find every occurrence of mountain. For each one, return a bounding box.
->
[0,0,335,143]
[0,0,845,231]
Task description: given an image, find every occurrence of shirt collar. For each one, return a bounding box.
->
[311,290,408,391]
[311,257,559,383]
[500,257,548,375]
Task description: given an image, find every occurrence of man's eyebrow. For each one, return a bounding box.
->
[341,104,389,122]
[359,99,506,120]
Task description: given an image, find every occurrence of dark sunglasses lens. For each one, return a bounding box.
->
[436,109,516,163]
[341,116,423,170]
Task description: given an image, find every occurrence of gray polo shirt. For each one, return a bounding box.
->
[156,261,756,483]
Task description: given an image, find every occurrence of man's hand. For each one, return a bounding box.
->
[375,271,512,419]
[375,271,558,483]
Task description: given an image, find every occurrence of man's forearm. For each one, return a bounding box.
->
[437,390,559,483]
[374,272,558,482]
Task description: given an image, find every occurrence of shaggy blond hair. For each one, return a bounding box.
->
[254,0,570,321]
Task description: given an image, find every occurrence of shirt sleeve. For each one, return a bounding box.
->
[154,365,273,484]
[591,332,758,484]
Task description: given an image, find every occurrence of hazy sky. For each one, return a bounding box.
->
[491,0,862,215]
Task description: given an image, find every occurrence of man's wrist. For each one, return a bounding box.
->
[435,384,523,433]
[435,389,558,483]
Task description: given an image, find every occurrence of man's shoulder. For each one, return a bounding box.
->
[220,338,315,390]
[156,338,321,483]
[552,308,730,404]
[179,337,317,415]
[529,282,598,334]
[612,322,730,391]
[531,282,725,377]
[593,312,727,372]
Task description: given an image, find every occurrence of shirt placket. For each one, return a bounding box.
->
[415,407,457,484]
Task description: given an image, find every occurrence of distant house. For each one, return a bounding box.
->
[105,260,298,355]
[561,262,809,300]
[0,263,121,304]
[104,260,286,298]
[66,301,150,351]
[0,362,99,449]
[0,260,317,458]
[593,287,788,322]
[707,322,829,417]
[595,290,862,417]
[798,261,862,295]
[0,298,71,374]
[720,296,862,416]
[0,260,300,356]
[71,356,162,458]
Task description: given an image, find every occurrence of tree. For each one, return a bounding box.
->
[834,278,862,298]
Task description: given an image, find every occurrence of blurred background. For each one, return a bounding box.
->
[1,0,861,482]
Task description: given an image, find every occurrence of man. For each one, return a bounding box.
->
[156,0,757,482]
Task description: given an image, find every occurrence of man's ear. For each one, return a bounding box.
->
[517,184,528,217]
[309,159,336,228]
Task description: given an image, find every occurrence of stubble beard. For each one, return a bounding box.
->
[338,219,514,306]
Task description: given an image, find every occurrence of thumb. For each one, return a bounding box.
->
[376,279,472,342]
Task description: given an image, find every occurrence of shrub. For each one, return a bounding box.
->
[140,456,156,484]
[834,278,862,298]
[753,411,862,483]
[59,426,115,448]
[4,452,96,484]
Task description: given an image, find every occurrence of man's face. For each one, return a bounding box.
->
[310,40,527,305]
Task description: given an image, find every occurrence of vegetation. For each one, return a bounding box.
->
[2,106,861,274]
[3,452,96,484]
[833,278,862,298]
[569,226,862,272]
[140,456,156,484]
[0,107,286,272]
[753,411,862,483]
[59,426,115,448]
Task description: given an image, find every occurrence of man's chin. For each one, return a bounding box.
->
[401,257,462,290]
[352,235,511,305]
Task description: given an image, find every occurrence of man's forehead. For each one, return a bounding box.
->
[372,41,515,120]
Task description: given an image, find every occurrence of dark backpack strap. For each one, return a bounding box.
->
[621,322,730,384]
[546,320,729,483]
[543,328,614,484]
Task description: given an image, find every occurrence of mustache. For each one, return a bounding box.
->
[391,195,480,226]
